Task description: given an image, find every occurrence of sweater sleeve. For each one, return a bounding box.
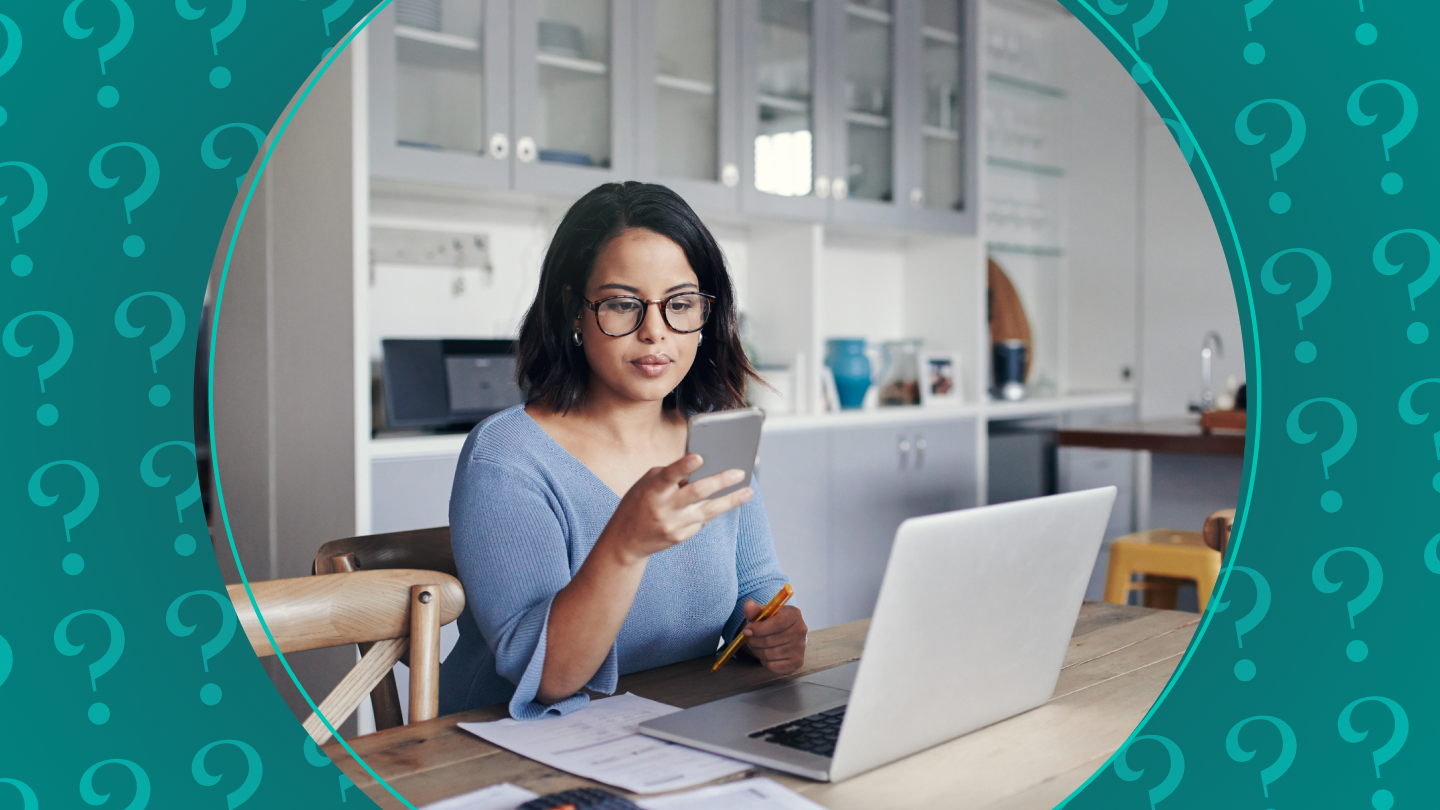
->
[449,455,618,720]
[722,485,791,644]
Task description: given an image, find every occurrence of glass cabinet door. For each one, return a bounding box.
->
[920,0,966,214]
[741,0,829,218]
[838,0,894,204]
[512,0,635,193]
[635,0,740,211]
[369,1,510,188]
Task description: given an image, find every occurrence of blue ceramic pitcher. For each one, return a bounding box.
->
[826,338,871,409]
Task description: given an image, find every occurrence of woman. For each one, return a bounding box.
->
[440,182,807,719]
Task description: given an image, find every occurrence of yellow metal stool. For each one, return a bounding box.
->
[1104,529,1223,612]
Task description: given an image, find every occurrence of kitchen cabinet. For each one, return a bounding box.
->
[754,429,831,630]
[633,0,742,212]
[366,0,977,234]
[511,0,636,194]
[368,2,511,188]
[1057,405,1135,599]
[826,416,978,625]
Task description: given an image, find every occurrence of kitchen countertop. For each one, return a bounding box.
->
[1057,416,1246,456]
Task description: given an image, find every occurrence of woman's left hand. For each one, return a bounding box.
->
[740,600,807,675]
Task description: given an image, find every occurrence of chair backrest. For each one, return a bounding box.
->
[1202,508,1236,555]
[228,569,464,744]
[313,525,455,577]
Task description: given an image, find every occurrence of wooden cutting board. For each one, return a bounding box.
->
[988,258,1032,381]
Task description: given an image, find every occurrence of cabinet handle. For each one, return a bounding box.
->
[909,187,924,208]
[516,136,537,163]
[898,437,911,470]
[814,175,831,199]
[721,163,739,188]
[914,435,926,470]
[832,177,848,199]
[488,132,509,159]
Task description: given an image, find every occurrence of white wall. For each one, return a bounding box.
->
[1138,99,1245,418]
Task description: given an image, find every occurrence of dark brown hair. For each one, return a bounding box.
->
[516,182,759,417]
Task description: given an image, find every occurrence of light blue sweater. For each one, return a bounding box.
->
[439,405,790,720]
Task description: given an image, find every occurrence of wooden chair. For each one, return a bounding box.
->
[228,569,464,744]
[1202,508,1236,555]
[1102,529,1222,612]
[312,526,454,731]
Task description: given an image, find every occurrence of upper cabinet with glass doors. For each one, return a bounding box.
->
[511,0,635,194]
[740,0,831,219]
[369,1,511,187]
[903,0,978,232]
[367,0,975,232]
[633,0,741,211]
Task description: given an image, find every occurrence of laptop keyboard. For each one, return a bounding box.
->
[748,705,847,758]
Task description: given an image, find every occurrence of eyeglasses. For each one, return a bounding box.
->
[581,292,715,337]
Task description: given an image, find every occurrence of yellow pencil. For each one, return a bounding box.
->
[713,583,793,672]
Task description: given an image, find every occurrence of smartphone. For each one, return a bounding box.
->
[685,407,766,500]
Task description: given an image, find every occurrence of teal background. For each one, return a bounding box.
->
[1,1,1436,808]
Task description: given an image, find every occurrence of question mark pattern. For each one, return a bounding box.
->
[1058,2,1440,807]
[3,2,375,808]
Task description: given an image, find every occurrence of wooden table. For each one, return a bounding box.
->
[325,602,1198,810]
[1058,417,1245,456]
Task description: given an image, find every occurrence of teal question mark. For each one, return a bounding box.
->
[303,0,356,37]
[1160,118,1195,164]
[0,634,12,688]
[1356,0,1378,45]
[0,161,48,277]
[1260,248,1331,363]
[29,460,99,576]
[1235,98,1306,214]
[53,609,125,726]
[1242,0,1273,64]
[1286,397,1357,512]
[0,780,37,810]
[1397,377,1440,491]
[166,590,237,706]
[1372,228,1439,345]
[140,441,202,526]
[1098,0,1168,84]
[303,736,356,801]
[1225,716,1297,800]
[1112,734,1184,809]
[63,0,133,109]
[1208,565,1270,681]
[88,141,158,258]
[1313,546,1383,662]
[1339,696,1407,810]
[1348,80,1417,196]
[176,0,246,89]
[115,291,185,407]
[79,759,150,810]
[193,740,263,810]
[201,123,267,189]
[3,310,73,426]
[1423,528,1440,575]
[0,15,22,127]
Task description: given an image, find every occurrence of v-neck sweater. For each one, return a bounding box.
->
[439,404,789,720]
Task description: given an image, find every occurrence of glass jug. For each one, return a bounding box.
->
[877,339,922,406]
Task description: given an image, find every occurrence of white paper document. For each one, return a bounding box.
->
[458,693,750,794]
[420,782,539,810]
[636,778,827,810]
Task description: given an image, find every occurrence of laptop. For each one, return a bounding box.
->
[638,487,1117,782]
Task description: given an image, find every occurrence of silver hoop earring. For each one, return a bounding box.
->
[697,332,704,346]
[572,327,582,347]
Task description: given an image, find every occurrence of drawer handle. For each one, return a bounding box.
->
[516,136,537,163]
[898,437,911,470]
[914,435,926,470]
[489,132,509,159]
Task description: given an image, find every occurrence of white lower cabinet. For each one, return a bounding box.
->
[1058,406,1136,599]
[761,416,979,630]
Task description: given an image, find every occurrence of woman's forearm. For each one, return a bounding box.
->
[536,536,648,703]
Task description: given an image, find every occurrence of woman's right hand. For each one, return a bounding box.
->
[598,454,754,564]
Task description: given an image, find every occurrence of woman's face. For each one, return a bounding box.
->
[575,227,703,407]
